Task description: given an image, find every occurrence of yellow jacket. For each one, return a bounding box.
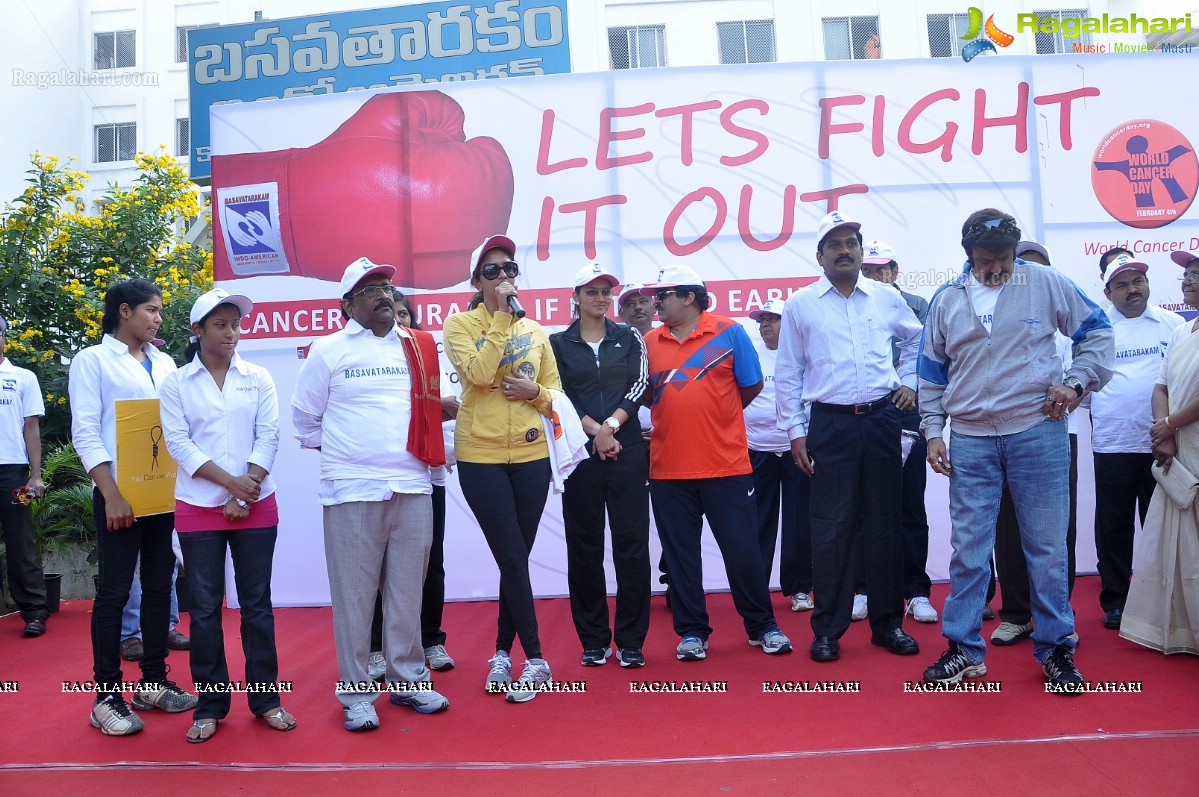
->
[443,304,561,464]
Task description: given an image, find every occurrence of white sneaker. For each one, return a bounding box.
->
[90,693,144,736]
[790,592,814,612]
[343,701,379,732]
[425,644,455,671]
[390,689,449,714]
[485,650,512,693]
[367,650,386,680]
[991,621,1034,646]
[506,658,552,704]
[906,596,939,623]
[851,594,868,621]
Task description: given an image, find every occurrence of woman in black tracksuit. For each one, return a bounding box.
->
[549,264,651,668]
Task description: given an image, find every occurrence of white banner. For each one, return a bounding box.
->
[210,53,1198,606]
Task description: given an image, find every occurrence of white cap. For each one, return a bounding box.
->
[617,282,645,309]
[1016,240,1052,264]
[1171,250,1199,268]
[572,262,620,290]
[1104,253,1149,284]
[816,211,861,246]
[748,298,786,321]
[470,234,517,276]
[339,257,396,297]
[862,240,897,265]
[190,288,253,325]
[639,264,705,295]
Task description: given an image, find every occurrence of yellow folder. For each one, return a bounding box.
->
[114,398,177,517]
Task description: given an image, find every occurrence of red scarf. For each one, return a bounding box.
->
[399,326,446,467]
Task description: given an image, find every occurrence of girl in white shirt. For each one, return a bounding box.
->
[159,289,293,743]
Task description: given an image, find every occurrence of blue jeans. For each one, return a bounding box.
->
[944,419,1075,664]
[178,526,280,719]
[121,555,180,639]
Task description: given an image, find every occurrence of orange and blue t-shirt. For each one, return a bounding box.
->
[644,312,763,479]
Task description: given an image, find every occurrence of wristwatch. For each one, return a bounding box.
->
[603,417,621,433]
[235,498,249,509]
[1062,376,1084,397]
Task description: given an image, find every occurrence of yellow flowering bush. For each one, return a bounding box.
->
[0,151,211,440]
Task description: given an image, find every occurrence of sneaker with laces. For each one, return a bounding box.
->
[923,644,987,684]
[581,646,612,666]
[676,636,708,661]
[906,597,939,623]
[132,679,198,713]
[506,658,552,703]
[991,621,1034,646]
[390,689,449,714]
[485,650,512,693]
[343,701,379,731]
[749,629,793,655]
[851,594,868,621]
[367,650,386,681]
[425,644,455,671]
[790,592,814,612]
[1043,644,1085,695]
[90,692,145,736]
[616,647,645,668]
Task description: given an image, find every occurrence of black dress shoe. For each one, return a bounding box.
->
[1102,608,1123,629]
[871,628,920,655]
[810,636,840,662]
[22,617,47,637]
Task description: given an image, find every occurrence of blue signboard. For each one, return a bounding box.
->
[187,0,571,181]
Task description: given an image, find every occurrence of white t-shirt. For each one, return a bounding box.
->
[967,282,1003,334]
[0,359,45,465]
[1091,306,1185,453]
[743,342,790,453]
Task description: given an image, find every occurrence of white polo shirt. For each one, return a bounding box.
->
[68,335,177,480]
[292,320,431,505]
[743,339,790,453]
[0,359,46,465]
[1091,305,1185,453]
[159,351,279,507]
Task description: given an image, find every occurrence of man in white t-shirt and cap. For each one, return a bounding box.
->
[745,299,813,614]
[293,257,448,732]
[0,313,49,637]
[1090,252,1185,631]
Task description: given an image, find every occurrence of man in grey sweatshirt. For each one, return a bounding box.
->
[917,209,1113,695]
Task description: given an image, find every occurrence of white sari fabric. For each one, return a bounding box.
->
[1121,324,1199,655]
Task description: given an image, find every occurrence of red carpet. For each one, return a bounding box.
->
[2,576,1197,795]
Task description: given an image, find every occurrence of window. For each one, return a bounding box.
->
[718,20,777,64]
[927,13,973,57]
[609,25,666,69]
[1033,9,1092,54]
[94,30,135,69]
[176,24,216,63]
[94,122,136,163]
[823,16,880,60]
[176,118,190,158]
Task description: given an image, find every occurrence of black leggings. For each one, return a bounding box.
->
[458,459,551,659]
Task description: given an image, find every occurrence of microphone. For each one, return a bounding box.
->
[507,294,526,319]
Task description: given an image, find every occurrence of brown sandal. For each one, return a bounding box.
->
[186,718,218,743]
[259,707,296,731]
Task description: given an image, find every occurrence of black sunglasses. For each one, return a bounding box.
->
[481,261,519,280]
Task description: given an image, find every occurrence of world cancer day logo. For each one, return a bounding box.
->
[1091,120,1198,229]
[958,7,1015,62]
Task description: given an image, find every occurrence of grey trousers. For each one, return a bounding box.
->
[324,493,433,707]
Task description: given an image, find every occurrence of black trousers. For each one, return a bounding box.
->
[371,484,448,650]
[807,402,904,639]
[1093,452,1155,613]
[749,449,812,595]
[562,446,651,650]
[458,459,551,659]
[995,433,1078,625]
[651,475,777,641]
[0,464,47,620]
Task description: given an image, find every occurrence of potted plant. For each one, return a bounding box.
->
[31,442,96,610]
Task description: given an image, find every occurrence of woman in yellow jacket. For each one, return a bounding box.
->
[443,234,561,703]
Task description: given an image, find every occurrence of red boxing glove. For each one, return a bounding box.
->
[212,90,514,290]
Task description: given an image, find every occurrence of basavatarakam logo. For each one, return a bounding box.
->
[960,8,1194,61]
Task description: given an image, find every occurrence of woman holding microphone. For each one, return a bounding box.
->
[444,235,561,703]
[159,289,294,743]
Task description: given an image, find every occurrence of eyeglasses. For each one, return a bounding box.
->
[1180,272,1199,285]
[653,289,681,302]
[352,283,395,299]
[481,261,519,280]
[581,287,613,299]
